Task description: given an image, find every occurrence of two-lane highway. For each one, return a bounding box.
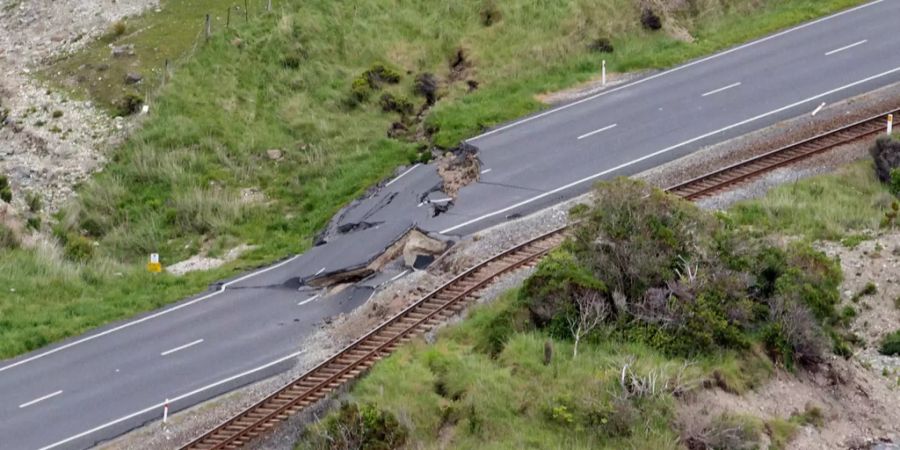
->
[4,1,900,448]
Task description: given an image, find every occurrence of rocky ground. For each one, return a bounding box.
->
[0,0,157,218]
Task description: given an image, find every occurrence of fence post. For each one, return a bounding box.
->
[267,0,272,12]
[889,114,894,136]
[226,6,231,28]
[602,60,606,86]
[244,0,249,21]
[204,14,211,40]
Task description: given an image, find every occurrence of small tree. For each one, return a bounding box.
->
[568,290,608,358]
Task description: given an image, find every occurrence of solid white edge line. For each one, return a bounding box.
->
[297,294,320,306]
[577,123,617,140]
[389,269,410,282]
[825,39,868,56]
[0,254,301,374]
[812,102,827,116]
[19,390,63,409]
[314,267,326,276]
[384,163,421,187]
[38,350,306,450]
[480,168,492,174]
[160,339,204,357]
[701,82,742,97]
[465,0,884,143]
[440,64,900,235]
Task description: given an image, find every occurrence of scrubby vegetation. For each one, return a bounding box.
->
[1,0,868,359]
[880,329,900,356]
[296,179,853,448]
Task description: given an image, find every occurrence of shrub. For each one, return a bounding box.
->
[521,249,606,333]
[350,76,373,104]
[480,0,501,26]
[414,72,438,106]
[365,64,401,86]
[63,233,94,261]
[51,110,63,119]
[588,37,614,53]
[641,9,663,31]
[300,402,407,450]
[25,192,41,213]
[0,174,11,203]
[871,136,900,184]
[683,413,764,450]
[26,216,41,230]
[116,92,144,116]
[110,20,127,37]
[851,282,877,303]
[378,93,414,116]
[0,223,18,250]
[880,330,900,356]
[765,299,828,370]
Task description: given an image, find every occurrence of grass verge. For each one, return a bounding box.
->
[727,161,896,241]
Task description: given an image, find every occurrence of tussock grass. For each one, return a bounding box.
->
[728,161,896,241]
[0,0,868,359]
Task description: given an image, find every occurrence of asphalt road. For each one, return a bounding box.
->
[3,1,900,448]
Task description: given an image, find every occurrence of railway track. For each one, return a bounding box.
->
[180,227,567,450]
[181,110,895,450]
[667,111,894,200]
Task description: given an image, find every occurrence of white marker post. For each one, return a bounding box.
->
[601,60,607,86]
[888,114,894,135]
[163,399,169,423]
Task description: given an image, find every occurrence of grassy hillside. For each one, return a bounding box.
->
[0,0,868,359]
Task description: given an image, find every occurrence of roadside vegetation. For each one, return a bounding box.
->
[297,178,851,449]
[0,0,870,359]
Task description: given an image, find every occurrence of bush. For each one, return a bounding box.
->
[350,76,373,104]
[300,402,407,450]
[480,0,501,27]
[871,136,900,184]
[0,174,11,203]
[26,191,42,213]
[683,413,764,450]
[880,330,900,356]
[365,64,401,86]
[110,20,127,37]
[414,72,438,106]
[764,300,828,370]
[641,9,663,31]
[378,93,414,116]
[891,168,900,197]
[521,249,606,333]
[63,233,94,261]
[588,37,614,53]
[116,92,144,116]
[0,223,18,250]
[521,178,843,362]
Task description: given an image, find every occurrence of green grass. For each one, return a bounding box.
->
[0,0,870,360]
[728,161,897,241]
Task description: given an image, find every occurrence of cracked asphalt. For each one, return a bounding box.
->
[3,1,900,448]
